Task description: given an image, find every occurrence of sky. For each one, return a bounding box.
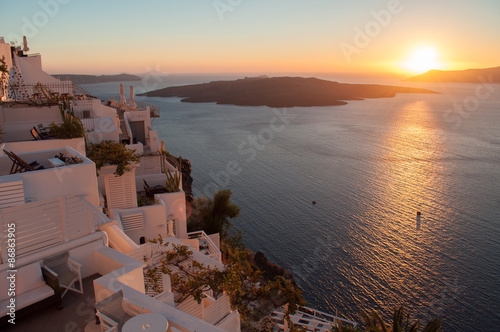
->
[0,0,499,76]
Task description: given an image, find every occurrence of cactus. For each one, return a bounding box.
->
[164,163,181,192]
[161,151,182,192]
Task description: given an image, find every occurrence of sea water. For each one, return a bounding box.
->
[83,76,500,331]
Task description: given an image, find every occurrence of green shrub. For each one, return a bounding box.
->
[49,100,85,139]
[86,141,140,176]
[49,117,85,139]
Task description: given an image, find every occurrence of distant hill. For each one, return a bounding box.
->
[51,74,141,84]
[138,76,437,108]
[405,67,500,83]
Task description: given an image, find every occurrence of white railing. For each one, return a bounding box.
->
[181,238,200,251]
[128,242,166,268]
[80,118,95,132]
[5,82,73,101]
[71,100,94,119]
[271,305,357,331]
[123,112,134,143]
[204,294,231,325]
[79,196,113,226]
[177,296,203,320]
[0,195,110,262]
[188,231,222,262]
[144,269,164,297]
[176,293,231,325]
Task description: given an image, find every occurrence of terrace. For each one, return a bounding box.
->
[127,239,235,328]
[0,147,99,207]
[0,193,232,331]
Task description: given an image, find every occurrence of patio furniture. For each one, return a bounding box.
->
[96,311,119,332]
[48,158,65,168]
[4,150,45,174]
[33,126,51,139]
[122,313,168,332]
[143,179,166,197]
[31,128,42,140]
[95,290,148,332]
[0,262,62,325]
[37,123,51,136]
[43,251,83,298]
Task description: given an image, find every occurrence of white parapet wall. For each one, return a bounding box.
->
[0,105,62,142]
[0,147,100,206]
[156,191,188,240]
[113,204,168,245]
[85,117,120,144]
[93,245,235,331]
[0,137,86,156]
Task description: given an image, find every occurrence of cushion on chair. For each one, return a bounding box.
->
[16,262,46,294]
[15,284,54,311]
[0,280,54,316]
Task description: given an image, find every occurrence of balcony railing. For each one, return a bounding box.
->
[271,305,358,331]
[187,231,221,262]
[3,82,74,102]
[0,195,112,262]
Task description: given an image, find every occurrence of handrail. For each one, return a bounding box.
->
[123,112,134,143]
[4,82,74,101]
[77,195,113,226]
[187,231,221,261]
[73,84,97,99]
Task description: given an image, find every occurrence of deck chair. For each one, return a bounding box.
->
[95,290,145,331]
[35,124,51,139]
[43,251,83,298]
[31,128,42,140]
[95,311,119,332]
[4,150,44,174]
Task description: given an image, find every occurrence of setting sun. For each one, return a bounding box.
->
[403,47,442,74]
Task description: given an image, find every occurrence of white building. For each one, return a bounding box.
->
[0,37,240,332]
[0,37,357,332]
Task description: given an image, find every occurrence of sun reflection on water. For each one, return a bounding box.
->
[347,100,452,313]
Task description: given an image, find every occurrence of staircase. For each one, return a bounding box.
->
[8,65,30,100]
[119,118,130,142]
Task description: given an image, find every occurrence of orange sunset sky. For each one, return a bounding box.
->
[1,0,499,77]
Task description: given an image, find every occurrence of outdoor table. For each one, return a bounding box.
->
[122,313,168,332]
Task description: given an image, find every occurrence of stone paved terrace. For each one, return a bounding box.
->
[3,275,100,332]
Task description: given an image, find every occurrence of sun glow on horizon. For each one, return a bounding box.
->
[403,47,443,74]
